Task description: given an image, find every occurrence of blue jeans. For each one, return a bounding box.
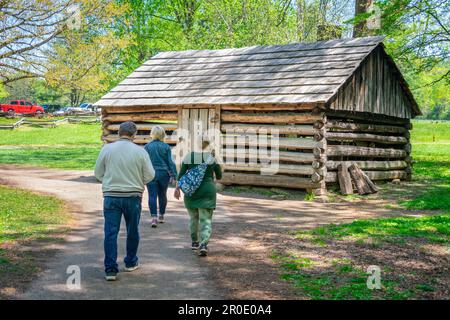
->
[147,170,170,217]
[103,196,142,273]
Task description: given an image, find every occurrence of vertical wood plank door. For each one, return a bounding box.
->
[175,107,221,170]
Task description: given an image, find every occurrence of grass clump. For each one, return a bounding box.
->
[296,214,449,245]
[273,214,449,299]
[0,185,70,298]
[0,185,69,244]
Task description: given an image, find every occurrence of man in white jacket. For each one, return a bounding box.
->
[95,121,155,281]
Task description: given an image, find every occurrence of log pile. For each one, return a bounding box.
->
[337,163,353,195]
[337,163,379,195]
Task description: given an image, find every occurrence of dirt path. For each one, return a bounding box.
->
[1,165,223,299]
[0,165,409,300]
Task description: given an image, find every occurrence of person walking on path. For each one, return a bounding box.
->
[144,125,178,227]
[174,134,222,256]
[95,121,155,281]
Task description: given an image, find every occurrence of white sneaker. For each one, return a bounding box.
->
[124,263,140,272]
[105,272,117,281]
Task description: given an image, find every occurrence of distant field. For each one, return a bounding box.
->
[0,118,19,125]
[410,120,450,181]
[410,120,450,143]
[0,123,101,146]
[0,123,102,170]
[406,120,450,210]
[0,116,67,125]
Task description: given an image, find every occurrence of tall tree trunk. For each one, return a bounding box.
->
[296,0,305,42]
[171,0,200,39]
[318,0,327,24]
[69,88,80,107]
[353,0,373,38]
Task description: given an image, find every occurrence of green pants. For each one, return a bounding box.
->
[187,208,214,245]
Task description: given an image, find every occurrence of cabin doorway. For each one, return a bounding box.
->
[176,107,221,168]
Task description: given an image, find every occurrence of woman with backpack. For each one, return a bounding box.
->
[144,125,178,227]
[174,134,222,256]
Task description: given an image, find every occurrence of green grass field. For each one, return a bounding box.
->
[0,123,101,146]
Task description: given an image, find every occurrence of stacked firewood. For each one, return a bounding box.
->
[338,163,379,195]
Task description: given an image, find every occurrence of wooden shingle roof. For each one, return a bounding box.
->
[95,36,418,115]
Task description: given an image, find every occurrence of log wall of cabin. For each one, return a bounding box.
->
[101,104,413,193]
[102,104,329,193]
[218,104,327,193]
[101,106,178,146]
[323,111,412,185]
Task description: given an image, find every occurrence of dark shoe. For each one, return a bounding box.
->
[151,218,158,228]
[158,215,165,224]
[124,262,139,272]
[105,271,117,281]
[191,242,200,250]
[199,244,208,256]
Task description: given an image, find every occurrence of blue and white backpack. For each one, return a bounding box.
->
[178,153,215,197]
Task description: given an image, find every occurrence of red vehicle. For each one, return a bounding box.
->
[0,100,44,117]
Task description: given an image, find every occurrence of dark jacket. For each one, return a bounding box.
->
[144,140,177,178]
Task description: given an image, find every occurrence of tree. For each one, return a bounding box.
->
[409,63,450,118]
[0,83,8,99]
[295,0,354,42]
[170,0,202,38]
[0,0,73,84]
[46,31,127,107]
[353,0,374,37]
[113,0,182,77]
[0,77,67,105]
[378,0,449,84]
[41,1,127,106]
[33,80,66,105]
[0,0,125,86]
[374,0,449,116]
[0,78,36,103]
[191,0,297,48]
[112,0,299,73]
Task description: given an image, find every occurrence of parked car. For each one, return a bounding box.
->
[82,103,101,114]
[92,105,102,114]
[66,103,95,115]
[80,103,93,110]
[42,104,63,113]
[0,100,44,117]
[53,107,69,116]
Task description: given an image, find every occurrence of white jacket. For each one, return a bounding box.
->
[94,139,155,196]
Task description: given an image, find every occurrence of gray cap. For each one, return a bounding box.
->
[118,121,137,137]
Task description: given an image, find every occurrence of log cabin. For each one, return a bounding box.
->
[94,36,420,195]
